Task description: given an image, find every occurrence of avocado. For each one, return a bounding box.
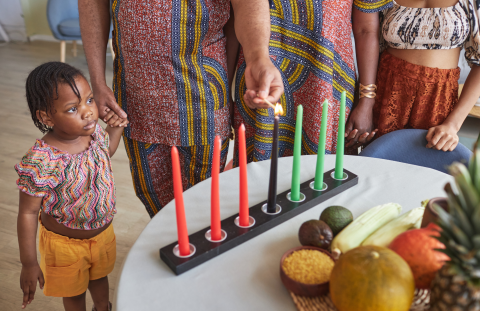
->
[298,219,333,249]
[320,205,353,236]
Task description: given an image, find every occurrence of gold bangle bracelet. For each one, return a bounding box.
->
[359,83,377,99]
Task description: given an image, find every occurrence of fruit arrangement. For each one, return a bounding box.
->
[286,203,426,310]
[280,134,480,311]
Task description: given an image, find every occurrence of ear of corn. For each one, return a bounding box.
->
[331,203,402,258]
[414,217,422,229]
[361,206,425,247]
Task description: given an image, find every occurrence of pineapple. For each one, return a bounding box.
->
[430,134,480,311]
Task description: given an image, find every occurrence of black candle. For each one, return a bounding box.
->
[267,110,280,213]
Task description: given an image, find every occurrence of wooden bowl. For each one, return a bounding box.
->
[280,246,335,297]
[420,197,449,228]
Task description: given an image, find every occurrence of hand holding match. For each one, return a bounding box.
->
[263,98,277,110]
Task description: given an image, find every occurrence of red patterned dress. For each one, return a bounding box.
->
[111,0,231,217]
[232,0,392,164]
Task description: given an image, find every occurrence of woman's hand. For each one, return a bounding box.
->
[426,122,459,151]
[345,98,377,148]
[92,84,127,120]
[20,263,44,309]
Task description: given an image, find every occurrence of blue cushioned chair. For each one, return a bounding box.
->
[359,129,472,174]
[46,0,81,62]
[47,0,114,62]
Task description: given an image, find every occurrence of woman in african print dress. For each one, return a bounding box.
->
[230,0,392,165]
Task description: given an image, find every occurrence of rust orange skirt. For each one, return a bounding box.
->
[373,52,460,138]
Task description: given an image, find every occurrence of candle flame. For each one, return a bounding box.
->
[274,103,283,116]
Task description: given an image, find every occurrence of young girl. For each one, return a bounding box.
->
[16,62,128,311]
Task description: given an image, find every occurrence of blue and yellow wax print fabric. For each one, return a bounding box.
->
[233,0,392,165]
[123,136,229,217]
[111,0,231,147]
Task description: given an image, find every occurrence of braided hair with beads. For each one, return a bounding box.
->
[25,61,85,133]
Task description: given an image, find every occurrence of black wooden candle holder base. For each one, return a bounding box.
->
[160,168,358,275]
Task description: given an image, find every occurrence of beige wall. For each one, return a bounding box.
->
[20,0,52,38]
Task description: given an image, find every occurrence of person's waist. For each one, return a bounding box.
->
[380,50,460,82]
[40,210,114,240]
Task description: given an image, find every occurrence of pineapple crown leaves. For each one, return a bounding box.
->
[471,133,480,193]
[434,139,480,287]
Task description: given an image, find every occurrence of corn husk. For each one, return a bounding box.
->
[361,206,425,247]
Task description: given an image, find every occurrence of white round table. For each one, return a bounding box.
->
[113,155,453,311]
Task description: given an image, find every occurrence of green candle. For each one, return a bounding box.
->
[314,100,328,189]
[334,91,346,179]
[291,105,303,201]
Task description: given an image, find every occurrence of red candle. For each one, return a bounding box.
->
[171,146,190,256]
[211,136,222,240]
[238,124,249,226]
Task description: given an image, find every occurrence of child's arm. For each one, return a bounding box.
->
[17,191,44,309]
[103,108,129,157]
[106,125,124,157]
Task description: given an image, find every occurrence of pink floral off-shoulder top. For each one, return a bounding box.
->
[15,124,116,230]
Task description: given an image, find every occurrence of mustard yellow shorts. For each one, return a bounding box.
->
[38,220,116,297]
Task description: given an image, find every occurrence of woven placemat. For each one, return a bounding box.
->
[290,289,431,311]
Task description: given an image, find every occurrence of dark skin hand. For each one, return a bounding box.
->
[346,99,378,149]
[345,8,381,148]
[20,264,45,309]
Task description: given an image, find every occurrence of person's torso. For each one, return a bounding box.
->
[16,125,117,230]
[382,0,471,50]
[112,0,231,146]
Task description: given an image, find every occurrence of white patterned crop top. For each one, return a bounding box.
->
[380,0,480,66]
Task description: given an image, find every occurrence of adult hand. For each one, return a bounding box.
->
[426,122,459,151]
[243,56,284,109]
[93,84,127,120]
[345,98,377,148]
[20,263,44,309]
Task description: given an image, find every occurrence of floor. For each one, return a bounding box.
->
[0,41,150,311]
[0,40,479,311]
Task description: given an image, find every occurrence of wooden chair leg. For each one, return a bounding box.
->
[60,40,66,62]
[109,38,115,60]
[72,40,77,57]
